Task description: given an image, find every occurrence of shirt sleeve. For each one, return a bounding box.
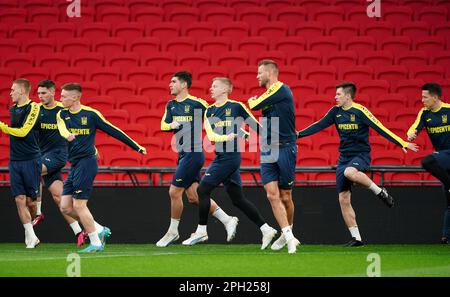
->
[407,108,426,136]
[298,107,336,138]
[204,108,228,142]
[160,102,173,131]
[94,110,145,153]
[238,102,261,133]
[248,82,286,110]
[56,110,72,139]
[0,102,40,137]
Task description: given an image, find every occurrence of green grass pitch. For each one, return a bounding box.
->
[0,243,449,277]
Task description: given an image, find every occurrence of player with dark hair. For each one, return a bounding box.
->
[297,82,418,246]
[407,82,450,244]
[182,77,277,248]
[30,80,88,246]
[157,72,237,247]
[56,83,146,253]
[248,60,300,253]
[0,79,41,248]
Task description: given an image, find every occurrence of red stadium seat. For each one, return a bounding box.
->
[195,0,227,11]
[319,79,342,97]
[167,7,200,24]
[148,22,180,40]
[116,96,151,113]
[380,36,412,53]
[113,22,146,41]
[17,67,49,87]
[394,79,425,104]
[138,82,171,102]
[96,139,125,160]
[362,22,395,42]
[359,51,394,68]
[215,51,249,68]
[139,137,164,151]
[377,122,408,140]
[392,108,421,124]
[237,36,268,53]
[359,80,390,99]
[297,138,313,151]
[404,150,432,165]
[52,67,86,83]
[44,23,76,39]
[375,66,409,89]
[256,22,288,42]
[434,25,450,40]
[160,0,193,11]
[0,8,27,24]
[164,37,196,55]
[58,39,92,55]
[308,36,340,54]
[107,152,142,166]
[94,0,125,13]
[196,66,229,81]
[273,7,306,33]
[158,66,192,81]
[289,51,322,69]
[106,53,140,69]
[0,0,18,9]
[22,38,55,55]
[383,6,413,27]
[277,66,299,86]
[122,123,147,140]
[29,7,59,24]
[344,36,376,52]
[71,53,104,68]
[354,95,372,108]
[143,151,178,166]
[142,53,176,69]
[103,82,136,99]
[293,22,325,40]
[290,81,318,99]
[178,52,211,68]
[298,0,330,12]
[237,7,270,29]
[123,67,157,85]
[98,7,130,23]
[303,66,337,81]
[403,0,435,11]
[327,22,359,40]
[396,51,428,68]
[189,80,209,96]
[369,136,389,151]
[217,22,250,41]
[93,38,126,56]
[295,109,316,130]
[59,6,95,24]
[229,0,261,9]
[202,7,236,23]
[102,109,130,126]
[184,22,216,40]
[198,37,232,55]
[273,36,306,54]
[398,22,430,40]
[341,66,374,84]
[254,50,286,65]
[263,0,294,10]
[346,6,378,24]
[74,82,100,98]
[297,151,330,166]
[0,69,15,83]
[9,24,40,41]
[128,37,161,55]
[411,65,445,81]
[414,37,446,52]
[375,93,407,110]
[372,150,404,165]
[0,40,21,57]
[230,66,259,89]
[417,7,448,28]
[324,51,357,69]
[302,95,333,115]
[316,137,340,163]
[88,67,121,85]
[367,108,389,123]
[85,96,114,112]
[313,6,344,25]
[131,7,164,24]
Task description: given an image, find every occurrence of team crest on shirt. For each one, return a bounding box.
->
[225,108,232,116]
[184,105,190,113]
[350,114,355,122]
[442,115,447,124]
[81,116,88,125]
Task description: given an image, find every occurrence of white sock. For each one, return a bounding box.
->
[36,201,42,216]
[88,231,102,246]
[168,218,179,234]
[368,182,382,195]
[23,223,36,237]
[70,221,82,235]
[282,226,294,241]
[349,226,362,241]
[212,207,231,225]
[196,224,207,234]
[94,221,104,233]
[260,223,271,233]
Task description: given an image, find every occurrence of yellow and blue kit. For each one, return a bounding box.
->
[161,95,208,188]
[249,81,297,189]
[57,105,144,198]
[298,102,408,192]
[1,100,41,198]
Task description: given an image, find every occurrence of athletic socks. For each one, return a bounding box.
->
[23,223,36,237]
[368,183,382,195]
[70,221,82,235]
[212,207,231,225]
[349,226,362,241]
[282,226,294,242]
[168,218,180,234]
[88,231,102,246]
[36,201,42,216]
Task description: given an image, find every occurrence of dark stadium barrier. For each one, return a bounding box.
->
[0,186,445,244]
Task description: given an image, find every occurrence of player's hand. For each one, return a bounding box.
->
[140,147,147,155]
[170,121,181,129]
[67,134,76,142]
[407,131,417,141]
[226,133,238,141]
[0,121,6,132]
[403,142,419,153]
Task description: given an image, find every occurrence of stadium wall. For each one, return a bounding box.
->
[0,186,445,244]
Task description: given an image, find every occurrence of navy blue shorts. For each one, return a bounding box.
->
[336,152,371,193]
[201,153,242,187]
[42,148,68,188]
[429,150,450,170]
[260,143,297,189]
[172,152,204,188]
[63,155,98,199]
[9,158,42,199]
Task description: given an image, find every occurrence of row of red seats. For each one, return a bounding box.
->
[1,4,448,28]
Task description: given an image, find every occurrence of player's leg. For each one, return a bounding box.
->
[441,185,450,244]
[185,182,236,238]
[156,184,184,247]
